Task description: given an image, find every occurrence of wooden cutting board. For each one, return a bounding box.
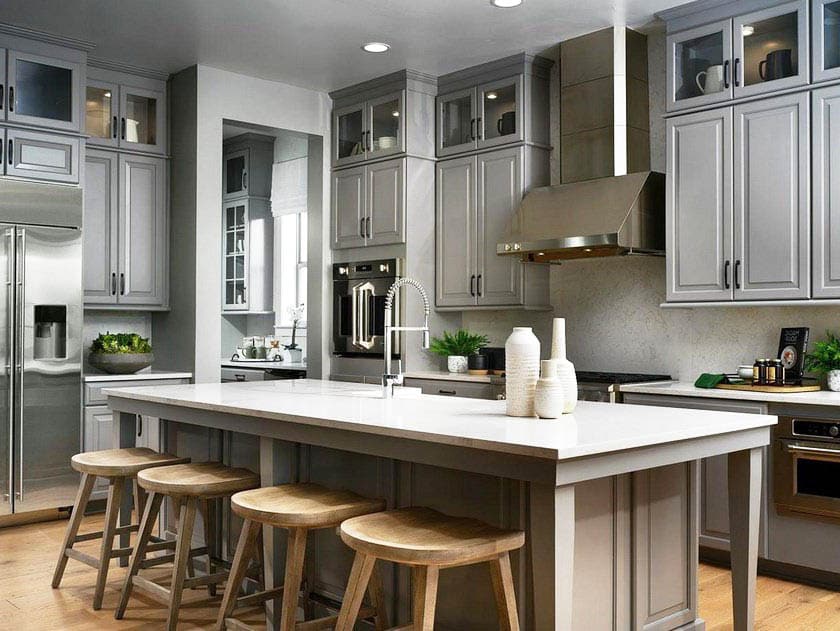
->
[715,383,821,393]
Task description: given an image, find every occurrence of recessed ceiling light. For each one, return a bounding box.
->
[490,0,523,7]
[486,92,498,100]
[742,25,754,36]
[362,42,390,53]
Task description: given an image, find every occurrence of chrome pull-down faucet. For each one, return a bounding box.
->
[382,277,430,398]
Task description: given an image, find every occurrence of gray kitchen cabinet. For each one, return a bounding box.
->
[222,198,273,313]
[813,0,840,83]
[331,157,405,249]
[4,127,80,184]
[734,92,809,300]
[83,406,114,498]
[223,134,273,202]
[666,108,733,302]
[332,90,405,168]
[666,20,733,113]
[5,49,82,133]
[436,146,550,309]
[813,83,840,298]
[83,149,169,308]
[402,377,496,400]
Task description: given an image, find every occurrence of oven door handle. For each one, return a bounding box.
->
[785,443,840,457]
[351,281,376,350]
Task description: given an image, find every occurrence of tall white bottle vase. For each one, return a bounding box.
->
[534,359,564,419]
[550,318,578,414]
[505,327,540,417]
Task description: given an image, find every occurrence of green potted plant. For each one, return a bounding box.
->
[805,331,840,391]
[429,329,489,374]
[89,332,154,374]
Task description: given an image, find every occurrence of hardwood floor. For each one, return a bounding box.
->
[3,514,840,629]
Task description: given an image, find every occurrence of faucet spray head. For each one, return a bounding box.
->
[422,329,430,349]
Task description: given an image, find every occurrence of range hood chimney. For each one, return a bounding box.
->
[498,27,666,262]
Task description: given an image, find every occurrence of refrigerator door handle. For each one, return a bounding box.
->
[15,229,23,501]
[4,229,12,506]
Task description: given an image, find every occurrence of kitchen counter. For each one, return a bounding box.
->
[621,380,840,406]
[402,370,499,383]
[84,370,193,383]
[106,379,770,630]
[221,358,307,371]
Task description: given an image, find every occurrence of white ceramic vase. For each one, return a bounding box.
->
[505,327,540,417]
[534,359,565,419]
[448,355,468,374]
[828,370,840,392]
[550,318,578,414]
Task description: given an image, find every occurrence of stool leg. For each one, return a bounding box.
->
[280,527,308,631]
[215,518,261,631]
[167,496,198,631]
[202,499,217,597]
[52,472,96,588]
[411,565,439,631]
[489,553,520,631]
[92,476,124,609]
[367,563,389,631]
[133,478,147,522]
[115,491,163,619]
[334,551,375,631]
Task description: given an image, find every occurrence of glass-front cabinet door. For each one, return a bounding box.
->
[223,149,249,201]
[367,91,404,160]
[437,87,477,157]
[223,201,248,311]
[6,51,80,132]
[814,0,840,82]
[333,102,367,167]
[85,81,119,148]
[119,86,165,153]
[477,76,523,149]
[733,0,808,98]
[666,21,733,112]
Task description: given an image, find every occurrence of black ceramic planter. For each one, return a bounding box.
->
[467,353,489,375]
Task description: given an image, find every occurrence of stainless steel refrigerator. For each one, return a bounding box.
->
[0,179,82,517]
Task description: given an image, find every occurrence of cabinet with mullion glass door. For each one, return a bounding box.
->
[814,0,840,83]
[221,197,273,314]
[223,201,249,311]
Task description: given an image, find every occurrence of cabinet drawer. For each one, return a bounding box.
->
[5,128,80,184]
[403,377,495,400]
[85,378,188,405]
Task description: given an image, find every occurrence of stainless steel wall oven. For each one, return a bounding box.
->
[332,259,401,358]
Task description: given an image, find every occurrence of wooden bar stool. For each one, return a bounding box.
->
[335,507,525,631]
[116,462,260,631]
[217,483,388,631]
[51,447,189,610]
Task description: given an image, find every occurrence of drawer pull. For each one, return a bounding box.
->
[438,389,457,395]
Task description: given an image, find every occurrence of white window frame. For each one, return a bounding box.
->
[276,211,307,328]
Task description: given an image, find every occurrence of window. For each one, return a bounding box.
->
[277,212,307,326]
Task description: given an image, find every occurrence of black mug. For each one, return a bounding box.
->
[759,49,793,81]
[497,111,516,136]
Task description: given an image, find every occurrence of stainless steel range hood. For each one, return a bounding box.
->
[497,171,665,263]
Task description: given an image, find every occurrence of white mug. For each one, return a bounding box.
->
[696,65,725,94]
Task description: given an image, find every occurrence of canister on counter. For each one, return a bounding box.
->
[767,359,777,385]
[753,359,762,385]
[774,358,784,385]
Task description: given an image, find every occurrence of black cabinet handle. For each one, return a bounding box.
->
[366,217,371,238]
[8,86,13,112]
[111,272,117,295]
[724,260,731,289]
[112,116,117,139]
[137,417,143,437]
[723,60,730,89]
[470,118,476,141]
[242,170,248,191]
[477,274,482,296]
[734,58,741,87]
[0,85,4,111]
[735,260,741,289]
[438,389,457,396]
[470,274,476,297]
[476,117,482,140]
[359,218,365,238]
[121,117,126,140]
[119,272,125,295]
[7,139,11,165]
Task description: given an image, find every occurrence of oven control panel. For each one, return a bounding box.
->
[792,419,840,440]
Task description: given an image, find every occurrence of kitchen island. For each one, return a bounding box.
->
[105,379,775,630]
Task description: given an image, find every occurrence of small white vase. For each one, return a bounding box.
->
[448,355,468,373]
[828,370,840,392]
[505,327,540,417]
[550,318,578,413]
[534,359,565,419]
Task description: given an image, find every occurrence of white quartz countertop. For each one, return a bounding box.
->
[85,370,193,383]
[620,380,840,406]
[222,359,307,371]
[403,370,498,383]
[104,379,775,461]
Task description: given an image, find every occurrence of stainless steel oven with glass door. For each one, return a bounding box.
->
[332,258,401,358]
[0,180,82,518]
[774,416,840,522]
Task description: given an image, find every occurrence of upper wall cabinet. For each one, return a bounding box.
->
[813,83,840,298]
[436,54,551,158]
[665,0,809,112]
[86,65,167,154]
[813,0,840,82]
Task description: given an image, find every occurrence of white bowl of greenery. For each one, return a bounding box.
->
[89,332,154,374]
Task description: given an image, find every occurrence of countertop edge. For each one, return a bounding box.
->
[84,371,193,383]
[620,381,840,406]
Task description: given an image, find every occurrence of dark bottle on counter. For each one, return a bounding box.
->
[767,360,777,385]
[774,359,785,385]
[753,359,761,385]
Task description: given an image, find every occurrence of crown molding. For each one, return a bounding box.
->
[0,22,95,51]
[88,57,170,81]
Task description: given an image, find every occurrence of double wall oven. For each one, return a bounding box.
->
[774,415,840,522]
[333,258,401,358]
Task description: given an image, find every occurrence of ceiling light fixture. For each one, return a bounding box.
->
[104,91,111,98]
[392,110,400,117]
[490,0,523,7]
[742,25,754,36]
[486,91,498,99]
[362,42,390,53]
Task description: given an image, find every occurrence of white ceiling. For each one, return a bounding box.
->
[0,0,683,93]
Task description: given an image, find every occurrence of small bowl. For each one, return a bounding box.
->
[738,365,754,380]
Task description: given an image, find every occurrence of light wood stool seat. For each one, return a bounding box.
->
[117,461,261,631]
[217,483,387,631]
[137,461,260,497]
[52,448,188,611]
[335,507,525,631]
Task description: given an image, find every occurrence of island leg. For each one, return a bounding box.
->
[113,411,136,567]
[728,447,762,631]
[529,482,575,630]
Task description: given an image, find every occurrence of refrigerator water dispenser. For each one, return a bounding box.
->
[34,305,67,359]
